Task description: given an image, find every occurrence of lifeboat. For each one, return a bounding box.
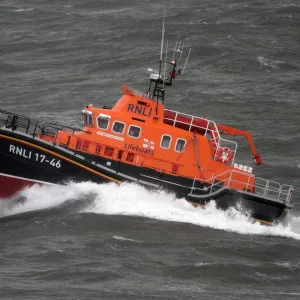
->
[0,23,294,226]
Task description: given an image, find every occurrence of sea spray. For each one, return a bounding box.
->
[1,181,300,240]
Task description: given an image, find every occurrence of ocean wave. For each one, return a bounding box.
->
[112,235,142,243]
[13,8,34,13]
[257,56,284,69]
[1,181,300,240]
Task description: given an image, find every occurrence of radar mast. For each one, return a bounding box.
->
[146,13,191,115]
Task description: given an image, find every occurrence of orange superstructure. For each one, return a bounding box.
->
[51,81,257,194]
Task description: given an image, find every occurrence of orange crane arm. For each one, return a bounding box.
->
[217,124,263,165]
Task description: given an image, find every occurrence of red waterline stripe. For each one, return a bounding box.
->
[0,173,52,200]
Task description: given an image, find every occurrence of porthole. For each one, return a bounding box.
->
[97,116,110,130]
[175,138,186,152]
[128,125,141,138]
[112,121,125,134]
[160,135,172,149]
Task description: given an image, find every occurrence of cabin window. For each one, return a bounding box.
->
[82,111,93,126]
[128,125,141,138]
[97,116,110,130]
[160,135,172,149]
[112,121,125,134]
[175,139,186,152]
[83,113,88,125]
[88,114,93,126]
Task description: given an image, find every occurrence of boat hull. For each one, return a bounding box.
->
[0,129,290,225]
[0,129,117,197]
[0,173,45,199]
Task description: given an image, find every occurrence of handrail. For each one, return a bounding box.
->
[190,169,293,205]
[163,108,238,165]
[217,124,263,165]
[41,122,89,134]
[164,108,220,138]
[0,109,31,133]
[0,109,89,139]
[39,122,91,144]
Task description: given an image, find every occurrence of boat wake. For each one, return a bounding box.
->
[1,181,299,240]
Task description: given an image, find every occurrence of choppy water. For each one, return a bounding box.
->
[1,0,300,299]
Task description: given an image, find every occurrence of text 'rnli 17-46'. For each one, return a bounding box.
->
[8,144,61,168]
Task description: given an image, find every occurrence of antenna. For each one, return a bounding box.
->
[179,43,184,61]
[160,8,165,63]
[182,48,191,74]
[145,11,192,108]
[163,40,168,96]
[171,42,178,61]
[154,8,166,115]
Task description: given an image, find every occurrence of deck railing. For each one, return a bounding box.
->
[0,109,87,139]
[164,108,219,141]
[0,109,31,134]
[190,169,293,205]
[163,109,237,165]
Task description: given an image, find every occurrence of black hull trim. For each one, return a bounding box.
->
[0,129,290,224]
[187,189,287,224]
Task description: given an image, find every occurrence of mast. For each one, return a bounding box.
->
[146,13,191,113]
[154,9,166,115]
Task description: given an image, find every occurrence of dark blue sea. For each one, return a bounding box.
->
[1,0,300,299]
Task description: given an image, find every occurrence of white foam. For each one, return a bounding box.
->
[1,181,300,240]
[257,56,284,69]
[0,183,90,216]
[112,235,142,243]
[14,8,34,12]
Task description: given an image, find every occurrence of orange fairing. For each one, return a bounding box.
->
[217,124,263,165]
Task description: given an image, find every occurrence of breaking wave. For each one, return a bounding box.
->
[13,8,34,12]
[1,181,300,240]
[112,235,142,243]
